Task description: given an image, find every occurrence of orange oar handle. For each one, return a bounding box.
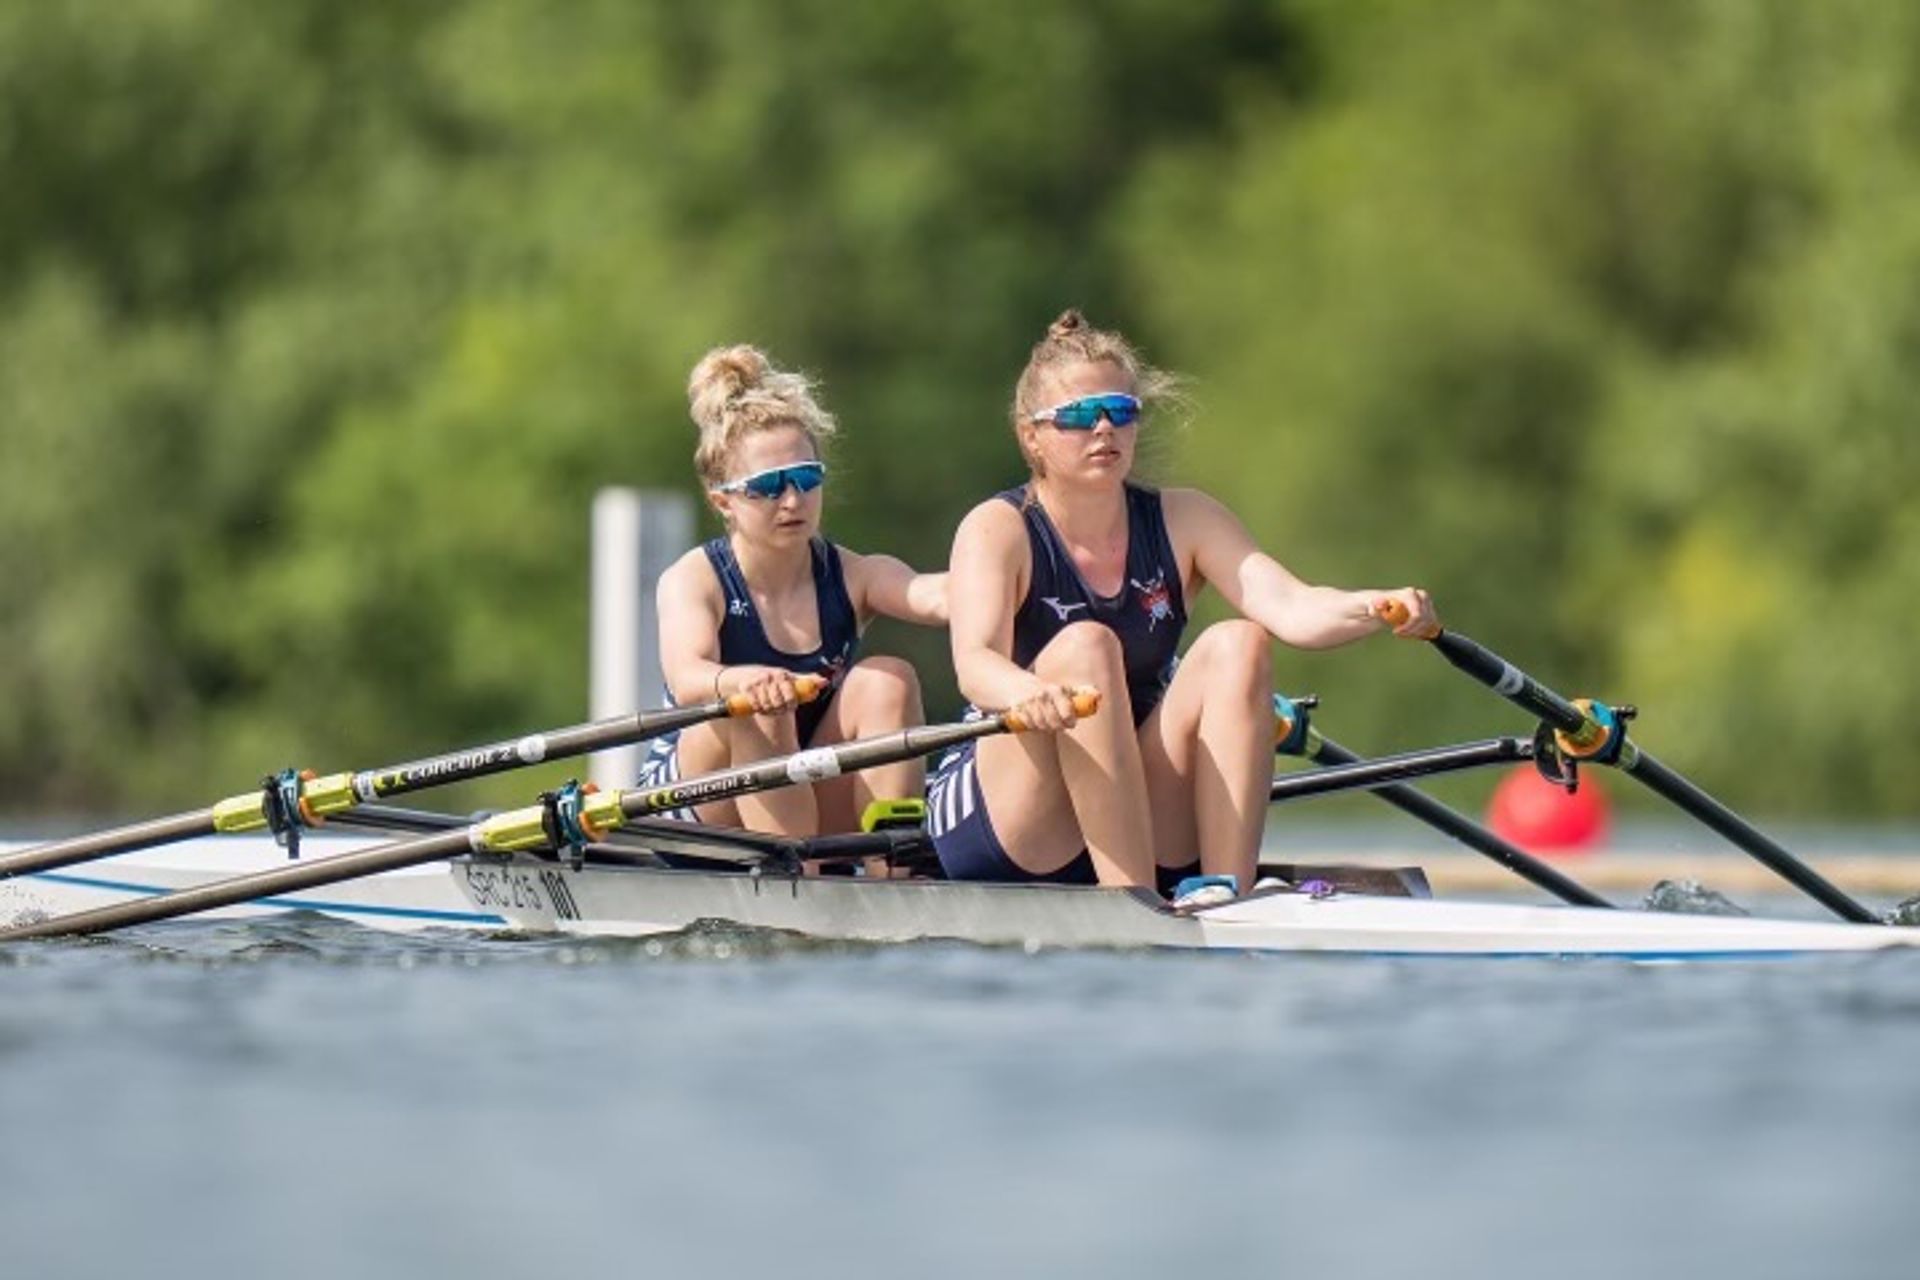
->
[723,673,830,717]
[1003,686,1101,733]
[1374,597,1442,640]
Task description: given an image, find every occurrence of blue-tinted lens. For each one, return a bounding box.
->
[1048,394,1142,429]
[739,462,826,498]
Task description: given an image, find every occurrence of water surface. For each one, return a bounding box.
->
[3,914,1917,1279]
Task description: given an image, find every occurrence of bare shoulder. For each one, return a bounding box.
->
[829,541,866,578]
[658,545,722,608]
[955,494,1029,549]
[1160,485,1239,533]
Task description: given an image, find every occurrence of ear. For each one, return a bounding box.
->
[707,489,732,524]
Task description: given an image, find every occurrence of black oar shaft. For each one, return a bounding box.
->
[1269,738,1529,803]
[1308,737,1612,908]
[1428,631,1588,733]
[1627,752,1876,924]
[1402,612,1878,925]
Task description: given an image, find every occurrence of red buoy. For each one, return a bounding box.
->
[1485,765,1609,856]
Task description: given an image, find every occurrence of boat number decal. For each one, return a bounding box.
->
[463,866,554,914]
[537,868,581,921]
[1493,663,1526,697]
[462,865,583,921]
[516,735,547,765]
[785,748,842,783]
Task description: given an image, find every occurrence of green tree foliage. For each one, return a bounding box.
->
[1125,0,1920,811]
[2,0,1916,816]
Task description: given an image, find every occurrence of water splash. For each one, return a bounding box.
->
[1641,879,1750,916]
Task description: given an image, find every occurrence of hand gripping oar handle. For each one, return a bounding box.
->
[0,692,1100,942]
[1376,601,1878,924]
[0,677,827,884]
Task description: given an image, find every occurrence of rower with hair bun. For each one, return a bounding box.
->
[929,310,1440,905]
[639,345,947,838]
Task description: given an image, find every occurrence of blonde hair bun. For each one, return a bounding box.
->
[1046,309,1087,341]
[686,344,838,486]
[687,345,774,434]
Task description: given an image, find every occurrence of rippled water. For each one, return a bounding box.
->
[3,915,1917,1280]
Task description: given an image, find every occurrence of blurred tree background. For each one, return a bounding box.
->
[2,0,1915,818]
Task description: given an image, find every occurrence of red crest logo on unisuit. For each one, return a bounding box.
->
[1132,573,1174,631]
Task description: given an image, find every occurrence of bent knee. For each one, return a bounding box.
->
[1037,621,1125,674]
[841,655,923,712]
[1192,619,1272,685]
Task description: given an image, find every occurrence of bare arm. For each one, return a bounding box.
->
[1168,488,1438,649]
[656,550,729,705]
[948,501,1081,728]
[657,551,814,714]
[842,549,948,626]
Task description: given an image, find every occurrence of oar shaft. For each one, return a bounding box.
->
[347,699,740,800]
[1426,631,1588,733]
[1269,739,1529,803]
[0,831,477,942]
[0,809,219,880]
[0,687,798,883]
[1386,604,1879,924]
[1309,737,1613,909]
[0,699,1090,943]
[1626,752,1877,924]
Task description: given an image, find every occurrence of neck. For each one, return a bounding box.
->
[729,530,813,590]
[1031,475,1126,541]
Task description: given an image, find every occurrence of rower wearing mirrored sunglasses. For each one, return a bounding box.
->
[929,310,1439,903]
[640,345,948,843]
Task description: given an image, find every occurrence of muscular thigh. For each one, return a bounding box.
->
[1137,663,1211,868]
[971,730,1090,877]
[672,719,746,827]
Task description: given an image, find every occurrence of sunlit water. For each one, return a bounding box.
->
[3,910,1918,1280]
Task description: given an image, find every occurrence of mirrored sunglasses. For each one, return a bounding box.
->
[713,460,828,500]
[1031,393,1143,430]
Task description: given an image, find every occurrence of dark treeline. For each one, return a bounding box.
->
[3,0,1916,816]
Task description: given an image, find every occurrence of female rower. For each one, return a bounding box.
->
[640,345,947,837]
[929,310,1438,900]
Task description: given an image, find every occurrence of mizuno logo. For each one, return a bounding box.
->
[1040,597,1088,621]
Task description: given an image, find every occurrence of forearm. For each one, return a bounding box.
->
[904,572,949,625]
[954,642,1048,711]
[663,657,729,707]
[1256,584,1384,650]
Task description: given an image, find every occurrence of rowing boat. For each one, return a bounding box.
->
[4,832,1913,958]
[446,851,1915,958]
[3,618,1913,959]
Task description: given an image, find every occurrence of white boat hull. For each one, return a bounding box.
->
[453,855,1918,959]
[3,837,1913,958]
